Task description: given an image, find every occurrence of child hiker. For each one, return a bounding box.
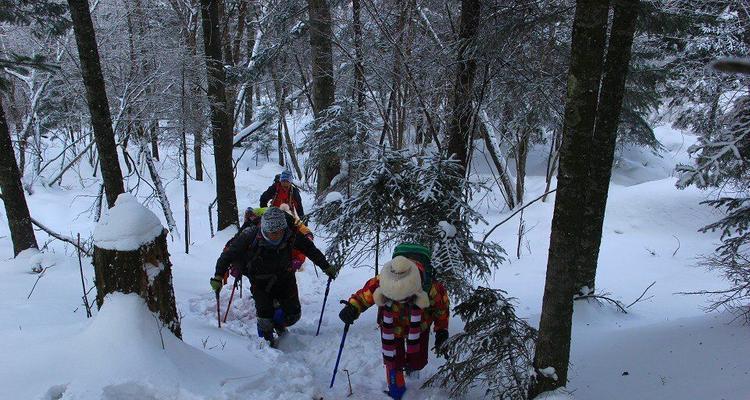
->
[338,243,449,399]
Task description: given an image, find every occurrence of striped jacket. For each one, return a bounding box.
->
[347,276,449,338]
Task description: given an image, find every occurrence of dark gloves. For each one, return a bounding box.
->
[434,330,449,352]
[210,274,224,292]
[322,264,339,280]
[339,302,359,325]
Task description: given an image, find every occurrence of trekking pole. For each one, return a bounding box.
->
[223,276,239,323]
[215,290,221,328]
[330,303,351,388]
[316,277,332,336]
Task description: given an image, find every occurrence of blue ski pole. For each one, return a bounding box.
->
[330,304,350,388]
[315,277,332,336]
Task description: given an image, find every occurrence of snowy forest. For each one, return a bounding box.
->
[1,0,749,398]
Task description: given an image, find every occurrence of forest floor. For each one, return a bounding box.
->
[1,124,749,399]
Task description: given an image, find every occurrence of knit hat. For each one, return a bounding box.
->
[393,243,431,267]
[374,256,430,308]
[261,207,287,234]
[280,170,292,182]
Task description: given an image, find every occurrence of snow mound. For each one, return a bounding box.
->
[43,293,235,399]
[93,193,164,251]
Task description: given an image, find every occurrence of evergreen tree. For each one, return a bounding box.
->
[425,287,537,399]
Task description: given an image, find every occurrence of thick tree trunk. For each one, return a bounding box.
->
[529,0,609,397]
[307,0,339,193]
[575,0,641,295]
[200,0,239,230]
[67,0,125,207]
[446,0,480,170]
[93,213,181,339]
[0,101,38,256]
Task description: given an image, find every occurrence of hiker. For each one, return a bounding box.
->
[242,204,313,271]
[259,170,305,220]
[337,243,450,400]
[211,207,337,346]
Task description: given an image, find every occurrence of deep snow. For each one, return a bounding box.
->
[1,123,749,399]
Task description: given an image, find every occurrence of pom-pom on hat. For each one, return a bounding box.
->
[373,256,430,308]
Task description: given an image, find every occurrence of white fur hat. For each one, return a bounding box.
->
[373,256,430,308]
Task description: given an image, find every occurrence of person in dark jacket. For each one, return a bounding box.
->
[259,170,305,220]
[210,207,336,346]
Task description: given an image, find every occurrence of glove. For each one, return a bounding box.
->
[339,302,359,325]
[322,264,339,280]
[434,330,449,352]
[229,264,241,278]
[305,233,314,241]
[291,258,304,271]
[210,274,224,292]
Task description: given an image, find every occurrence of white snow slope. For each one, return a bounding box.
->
[1,124,749,400]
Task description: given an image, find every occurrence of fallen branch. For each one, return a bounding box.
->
[27,266,53,299]
[48,140,96,186]
[0,194,90,255]
[482,189,557,244]
[672,235,681,257]
[626,281,656,308]
[32,216,90,255]
[574,292,628,314]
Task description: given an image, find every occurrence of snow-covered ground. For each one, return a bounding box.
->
[1,124,749,399]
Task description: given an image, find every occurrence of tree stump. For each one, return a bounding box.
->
[92,193,181,339]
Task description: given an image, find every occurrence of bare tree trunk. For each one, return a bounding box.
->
[529,0,609,396]
[200,0,239,230]
[446,0,480,170]
[575,0,640,296]
[307,0,339,193]
[67,0,125,207]
[515,128,530,206]
[0,100,38,256]
[352,0,365,109]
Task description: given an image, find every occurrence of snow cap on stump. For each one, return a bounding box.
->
[93,193,165,251]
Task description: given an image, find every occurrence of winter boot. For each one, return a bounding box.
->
[272,307,287,336]
[386,366,406,400]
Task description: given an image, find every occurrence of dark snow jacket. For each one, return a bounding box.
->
[214,215,329,280]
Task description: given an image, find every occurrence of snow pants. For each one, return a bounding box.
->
[388,333,430,371]
[250,273,301,334]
